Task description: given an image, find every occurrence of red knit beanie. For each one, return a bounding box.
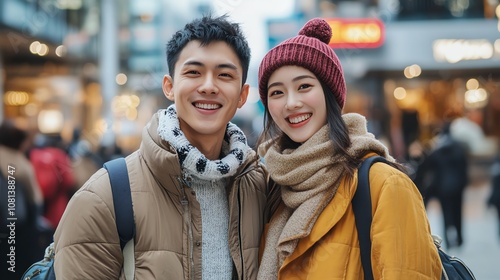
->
[258,18,346,109]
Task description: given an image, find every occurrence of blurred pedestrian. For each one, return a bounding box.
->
[414,121,469,248]
[98,142,125,162]
[67,128,102,193]
[256,18,441,279]
[29,133,76,228]
[488,153,500,239]
[0,120,52,277]
[450,110,495,156]
[0,120,43,210]
[53,14,267,279]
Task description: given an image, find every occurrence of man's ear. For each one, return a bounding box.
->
[162,75,174,101]
[238,84,250,108]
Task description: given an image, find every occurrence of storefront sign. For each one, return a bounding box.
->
[325,18,385,49]
[433,39,494,63]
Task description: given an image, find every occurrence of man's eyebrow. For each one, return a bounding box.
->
[183,60,203,67]
[182,61,238,71]
[217,63,238,70]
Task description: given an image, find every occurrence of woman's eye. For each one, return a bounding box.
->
[299,84,312,90]
[269,90,283,97]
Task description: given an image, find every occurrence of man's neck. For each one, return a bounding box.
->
[186,134,223,161]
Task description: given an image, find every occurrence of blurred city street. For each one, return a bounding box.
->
[427,180,500,280]
[1,0,500,278]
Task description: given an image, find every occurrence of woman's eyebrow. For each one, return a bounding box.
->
[268,75,316,90]
[292,75,316,82]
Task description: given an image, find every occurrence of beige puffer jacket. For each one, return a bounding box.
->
[54,113,268,279]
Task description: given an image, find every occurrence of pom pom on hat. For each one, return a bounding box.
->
[298,18,332,44]
[258,18,346,110]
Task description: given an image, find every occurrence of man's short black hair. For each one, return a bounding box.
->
[166,14,251,85]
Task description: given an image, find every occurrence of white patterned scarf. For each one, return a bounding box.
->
[157,104,251,180]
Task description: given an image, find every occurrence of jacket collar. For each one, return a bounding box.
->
[139,113,183,195]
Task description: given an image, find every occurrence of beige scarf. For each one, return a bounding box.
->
[257,113,393,279]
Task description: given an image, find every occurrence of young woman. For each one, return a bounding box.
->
[256,18,441,279]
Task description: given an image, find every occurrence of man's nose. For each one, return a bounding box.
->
[198,76,218,95]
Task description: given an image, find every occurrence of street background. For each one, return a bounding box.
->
[1,0,500,278]
[427,175,500,279]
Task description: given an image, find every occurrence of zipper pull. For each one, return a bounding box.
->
[176,177,189,205]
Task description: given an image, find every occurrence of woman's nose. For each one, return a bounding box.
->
[285,94,302,110]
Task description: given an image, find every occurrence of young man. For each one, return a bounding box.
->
[54,14,267,279]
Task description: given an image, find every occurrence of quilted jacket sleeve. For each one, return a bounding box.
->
[53,168,123,279]
[370,163,442,279]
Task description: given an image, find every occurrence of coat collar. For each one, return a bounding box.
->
[139,113,183,196]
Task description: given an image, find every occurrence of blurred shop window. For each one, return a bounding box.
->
[38,109,64,134]
[396,0,485,20]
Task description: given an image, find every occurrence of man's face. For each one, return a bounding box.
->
[163,40,249,146]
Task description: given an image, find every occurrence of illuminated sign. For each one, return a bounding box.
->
[433,39,494,63]
[325,18,385,49]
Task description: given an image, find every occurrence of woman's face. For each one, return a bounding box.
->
[266,65,327,143]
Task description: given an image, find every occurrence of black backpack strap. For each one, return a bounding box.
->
[352,155,390,280]
[103,158,135,250]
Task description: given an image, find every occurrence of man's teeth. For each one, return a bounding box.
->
[289,114,311,124]
[195,103,221,110]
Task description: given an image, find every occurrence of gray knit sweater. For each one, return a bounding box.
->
[157,105,251,279]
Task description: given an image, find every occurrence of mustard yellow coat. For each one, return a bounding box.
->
[262,158,442,279]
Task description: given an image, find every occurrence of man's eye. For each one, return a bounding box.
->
[184,70,199,75]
